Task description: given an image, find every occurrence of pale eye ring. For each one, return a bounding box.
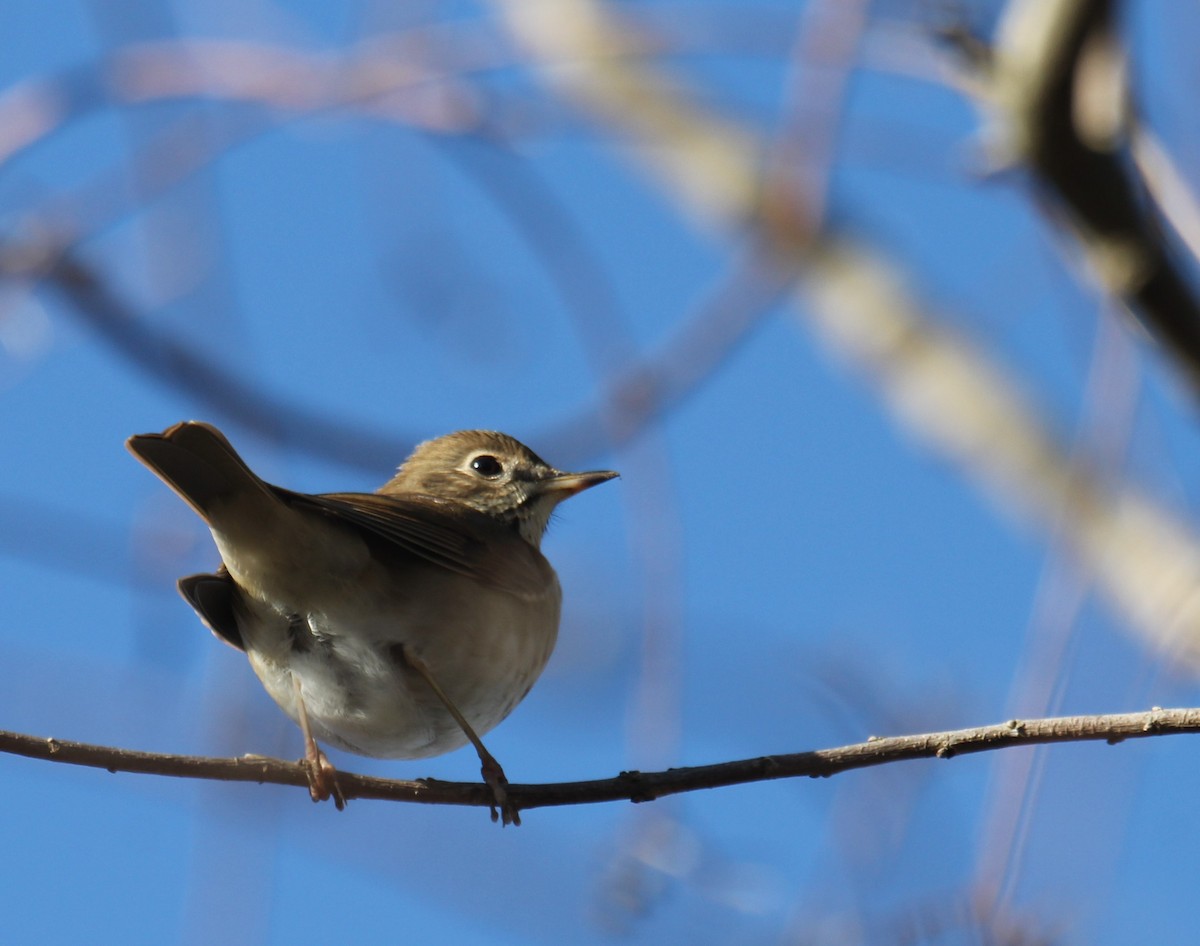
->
[470,454,504,478]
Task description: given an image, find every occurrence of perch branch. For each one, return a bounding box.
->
[2,707,1197,815]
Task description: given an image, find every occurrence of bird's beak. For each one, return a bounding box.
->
[538,469,619,498]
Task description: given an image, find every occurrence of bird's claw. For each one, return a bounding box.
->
[303,747,346,811]
[481,755,520,827]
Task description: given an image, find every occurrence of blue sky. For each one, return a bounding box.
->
[3,2,1200,944]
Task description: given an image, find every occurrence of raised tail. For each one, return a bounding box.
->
[126,421,276,524]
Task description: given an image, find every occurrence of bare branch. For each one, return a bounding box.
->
[989,0,1200,390]
[3,708,1198,815]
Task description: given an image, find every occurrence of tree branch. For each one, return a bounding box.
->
[989,0,1200,391]
[3,707,1198,816]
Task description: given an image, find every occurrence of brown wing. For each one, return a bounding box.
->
[279,490,555,599]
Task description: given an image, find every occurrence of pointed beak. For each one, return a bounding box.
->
[538,469,619,499]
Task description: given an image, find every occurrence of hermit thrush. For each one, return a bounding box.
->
[127,421,616,825]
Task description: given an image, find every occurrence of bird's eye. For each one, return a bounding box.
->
[470,455,504,478]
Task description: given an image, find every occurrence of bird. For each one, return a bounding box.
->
[126,421,617,825]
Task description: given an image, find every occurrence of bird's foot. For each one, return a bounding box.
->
[395,643,521,825]
[293,674,345,810]
[302,745,346,811]
[480,753,520,827]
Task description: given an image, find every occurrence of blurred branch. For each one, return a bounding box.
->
[0,31,509,169]
[2,707,1197,816]
[802,242,1200,665]
[3,36,641,471]
[489,0,763,230]
[541,249,795,459]
[0,240,409,473]
[987,0,1200,390]
[0,27,786,471]
[0,493,148,587]
[1135,129,1200,276]
[489,0,1200,665]
[972,301,1139,917]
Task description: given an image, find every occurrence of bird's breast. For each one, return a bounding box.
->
[238,560,563,760]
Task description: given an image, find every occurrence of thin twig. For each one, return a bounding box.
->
[2,707,1196,815]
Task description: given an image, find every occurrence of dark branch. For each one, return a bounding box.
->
[993,0,1200,392]
[3,707,1198,816]
[40,250,411,474]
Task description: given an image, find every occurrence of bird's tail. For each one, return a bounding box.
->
[126,421,276,524]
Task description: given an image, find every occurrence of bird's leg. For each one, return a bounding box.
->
[399,644,520,826]
[292,675,345,810]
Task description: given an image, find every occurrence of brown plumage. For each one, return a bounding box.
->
[127,421,616,824]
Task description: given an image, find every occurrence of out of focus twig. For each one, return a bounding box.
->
[0,240,409,473]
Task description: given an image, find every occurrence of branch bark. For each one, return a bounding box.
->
[3,707,1197,816]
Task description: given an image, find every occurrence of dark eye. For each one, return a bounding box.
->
[470,455,504,478]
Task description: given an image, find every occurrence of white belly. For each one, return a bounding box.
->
[240,570,562,759]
